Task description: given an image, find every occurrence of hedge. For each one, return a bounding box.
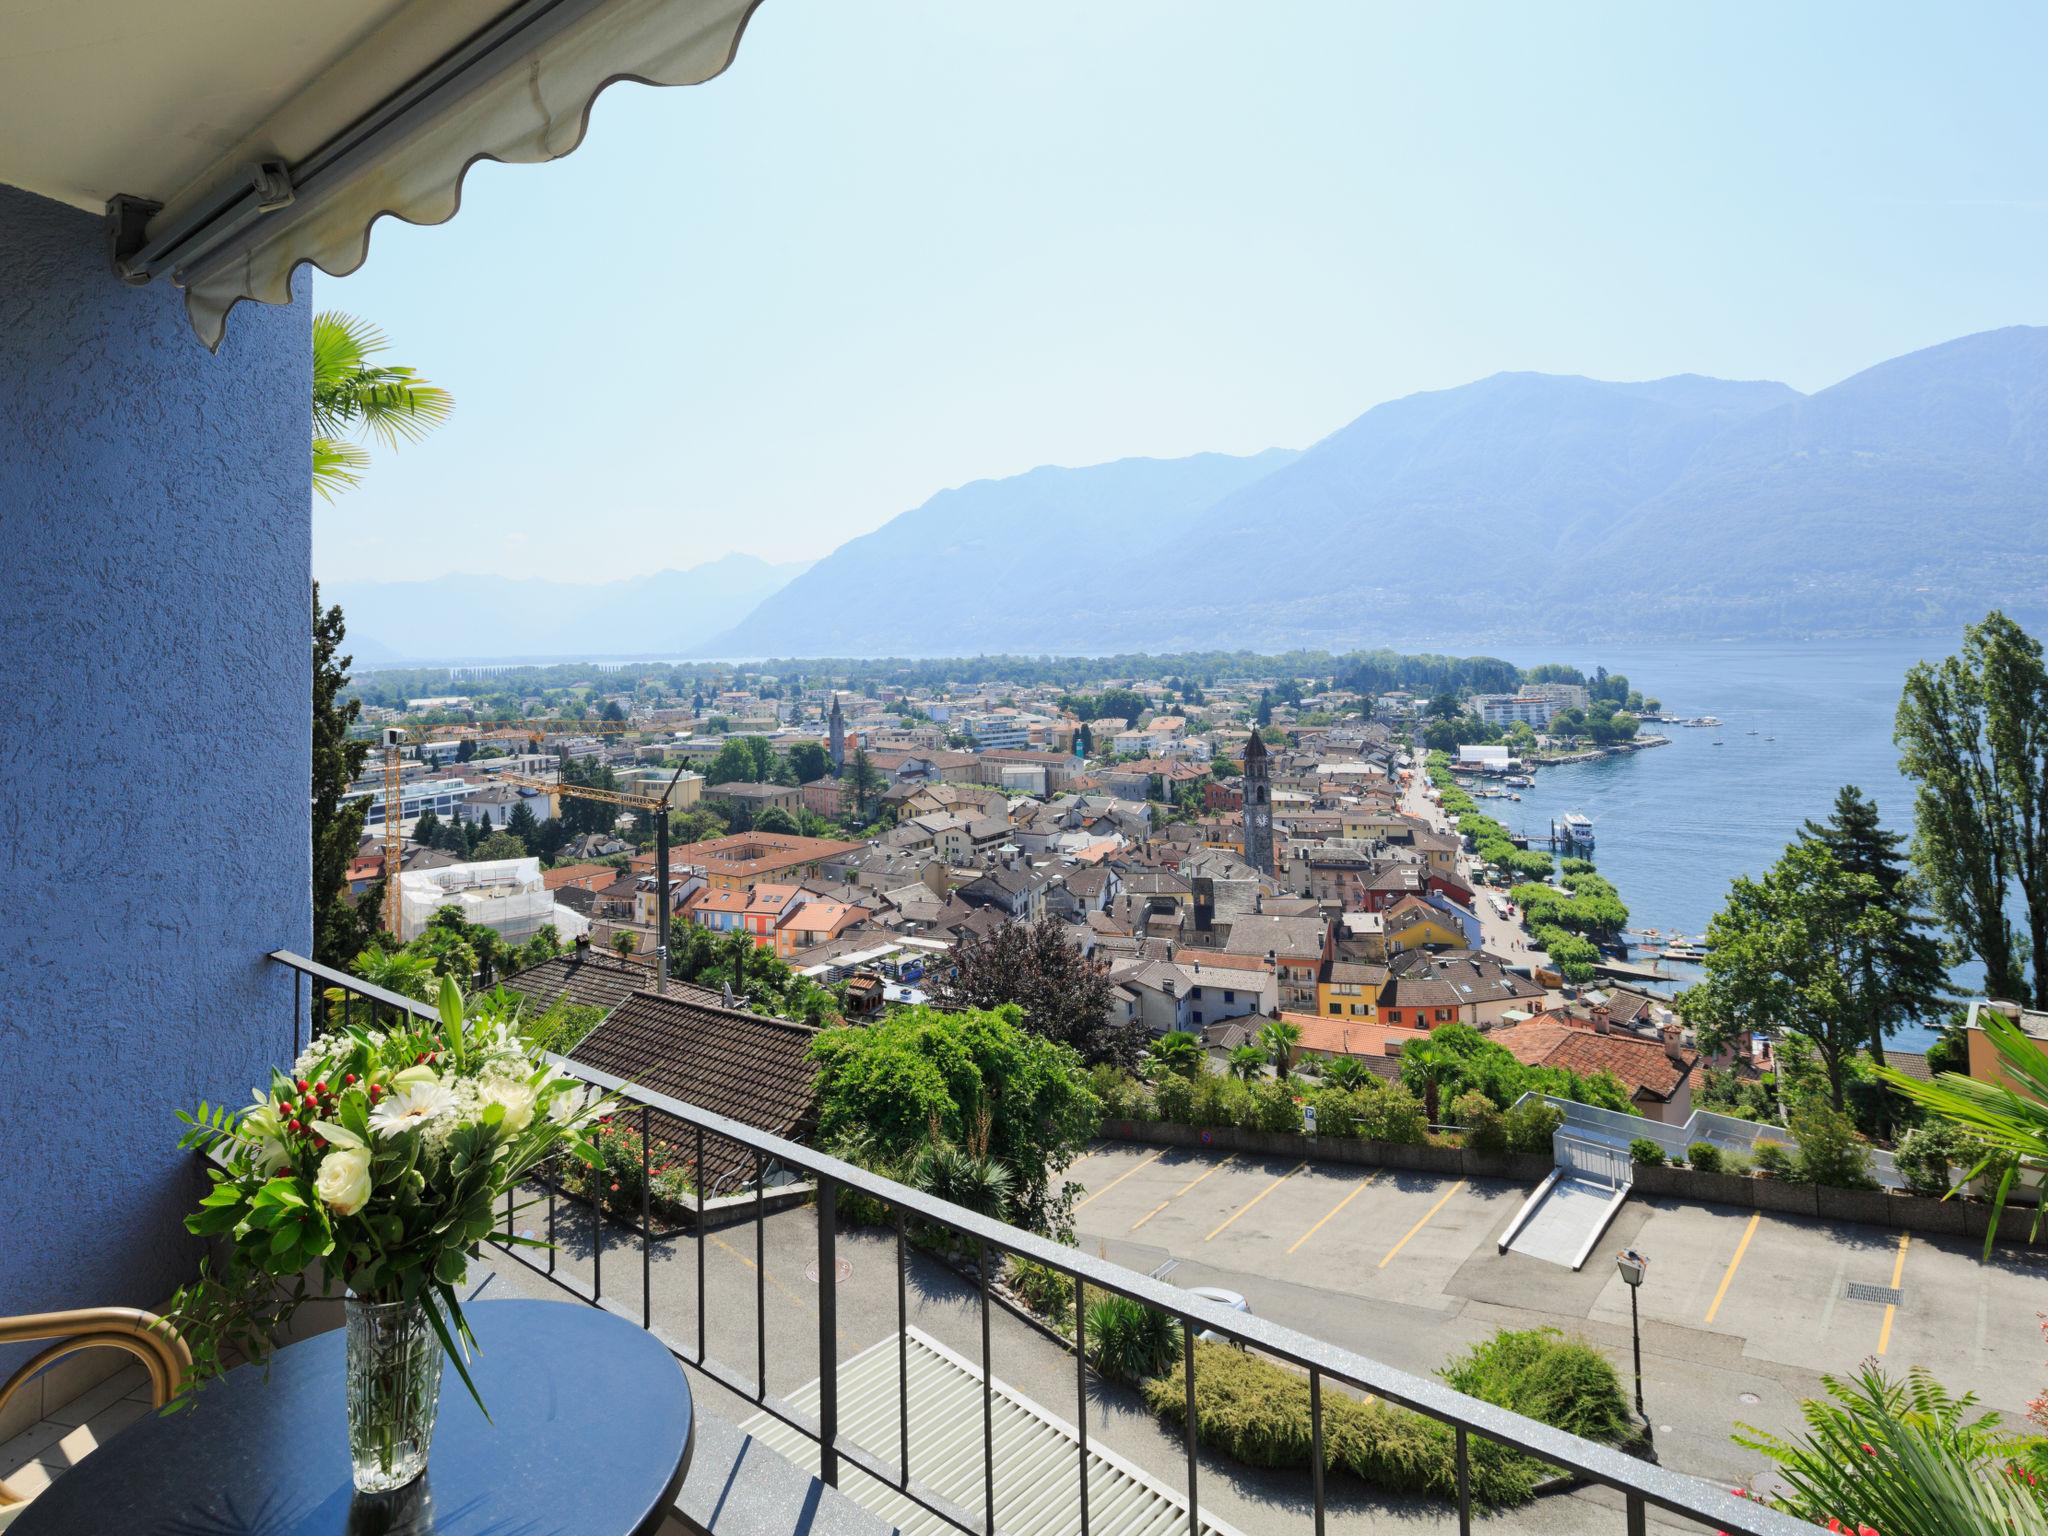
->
[1144,1332,1631,1510]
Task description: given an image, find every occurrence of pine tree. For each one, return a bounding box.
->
[312,585,381,966]
[1800,784,1949,1064]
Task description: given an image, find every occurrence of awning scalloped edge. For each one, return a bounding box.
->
[182,0,766,351]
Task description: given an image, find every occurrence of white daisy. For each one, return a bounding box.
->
[367,1078,458,1138]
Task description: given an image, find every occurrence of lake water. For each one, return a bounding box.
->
[1475,636,1969,1049]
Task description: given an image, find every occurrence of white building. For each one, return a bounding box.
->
[345,775,480,829]
[395,857,581,943]
[1467,694,1557,728]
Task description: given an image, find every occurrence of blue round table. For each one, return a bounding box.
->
[16,1299,693,1536]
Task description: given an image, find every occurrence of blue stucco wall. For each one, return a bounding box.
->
[0,183,312,1339]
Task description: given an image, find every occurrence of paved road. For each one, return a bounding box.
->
[1067,1140,2048,1501]
[1401,762,1549,966]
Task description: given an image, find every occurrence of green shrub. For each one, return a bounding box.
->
[1246,1078,1303,1133]
[1502,1098,1564,1154]
[1085,1295,1182,1385]
[1751,1139,1792,1177]
[1144,1339,1541,1508]
[1004,1254,1075,1328]
[1152,1072,1195,1124]
[1893,1121,1971,1198]
[1353,1080,1430,1144]
[1302,1085,1358,1138]
[1439,1327,1633,1447]
[1451,1091,1507,1155]
[1687,1141,1724,1173]
[1628,1137,1666,1167]
[1087,1064,1154,1121]
[1790,1105,1878,1190]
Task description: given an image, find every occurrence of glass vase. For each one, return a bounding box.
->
[344,1295,444,1494]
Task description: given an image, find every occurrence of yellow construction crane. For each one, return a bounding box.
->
[495,764,692,995]
[364,720,643,937]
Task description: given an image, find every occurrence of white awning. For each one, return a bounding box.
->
[0,0,763,349]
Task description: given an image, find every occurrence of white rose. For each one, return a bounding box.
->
[315,1146,373,1216]
[479,1079,536,1134]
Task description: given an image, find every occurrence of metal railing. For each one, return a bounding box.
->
[270,950,1814,1536]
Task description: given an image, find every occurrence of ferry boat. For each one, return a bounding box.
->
[1560,811,1594,845]
[1504,774,1534,788]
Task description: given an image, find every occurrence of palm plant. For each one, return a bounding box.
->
[1322,1056,1370,1091]
[312,311,454,499]
[1879,1006,2048,1256]
[909,1142,1016,1221]
[1146,1030,1204,1080]
[1084,1295,1183,1386]
[1402,1037,1456,1125]
[1734,1364,2048,1535]
[1228,1045,1266,1081]
[1258,1017,1303,1078]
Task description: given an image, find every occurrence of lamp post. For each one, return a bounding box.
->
[1615,1247,1649,1425]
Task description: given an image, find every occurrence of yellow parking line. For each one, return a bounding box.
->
[1287,1173,1379,1254]
[1173,1154,1235,1196]
[1379,1180,1466,1268]
[1877,1234,1910,1354]
[1205,1162,1307,1242]
[1131,1155,1237,1232]
[1074,1149,1166,1211]
[1704,1212,1760,1324]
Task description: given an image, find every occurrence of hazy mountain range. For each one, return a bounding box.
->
[329,554,811,664]
[336,326,2048,662]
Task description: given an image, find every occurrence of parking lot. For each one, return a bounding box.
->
[1065,1141,2048,1486]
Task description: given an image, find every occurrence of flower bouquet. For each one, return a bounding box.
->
[171,978,610,1492]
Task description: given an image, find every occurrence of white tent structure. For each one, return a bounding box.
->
[396,856,574,943]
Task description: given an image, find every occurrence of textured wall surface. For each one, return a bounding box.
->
[0,183,312,1347]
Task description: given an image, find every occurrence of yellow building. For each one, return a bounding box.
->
[1316,961,1386,1019]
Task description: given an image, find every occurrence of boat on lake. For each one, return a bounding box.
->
[1559,811,1594,846]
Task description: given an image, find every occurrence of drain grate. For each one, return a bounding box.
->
[1845,1281,1902,1305]
[1150,1258,1182,1281]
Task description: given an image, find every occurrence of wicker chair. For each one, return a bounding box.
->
[0,1309,190,1525]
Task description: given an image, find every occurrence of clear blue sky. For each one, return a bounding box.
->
[315,0,2048,584]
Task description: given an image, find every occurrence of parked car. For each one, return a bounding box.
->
[1187,1285,1250,1343]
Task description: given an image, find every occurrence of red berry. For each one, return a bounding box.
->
[280,1167,293,1177]
[296,1079,310,1094]
[314,1138,328,1150]
[288,1119,303,1134]
[345,1074,358,1086]
[416,1052,427,1064]
[278,1100,293,1116]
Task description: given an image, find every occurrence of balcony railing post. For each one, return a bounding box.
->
[896,1208,909,1486]
[1625,1491,1646,1536]
[694,1124,706,1365]
[816,1176,840,1488]
[979,1238,994,1536]
[641,1103,653,1331]
[1310,1366,1325,1536]
[1182,1320,1199,1536]
[1455,1424,1471,1536]
[1074,1270,1090,1536]
[591,1130,603,1302]
[292,966,303,1058]
[754,1148,766,1399]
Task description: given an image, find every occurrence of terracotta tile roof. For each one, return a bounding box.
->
[541,861,616,891]
[568,989,823,1195]
[1488,1020,1698,1103]
[1282,1011,1428,1059]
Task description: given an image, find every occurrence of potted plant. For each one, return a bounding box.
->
[170,979,611,1493]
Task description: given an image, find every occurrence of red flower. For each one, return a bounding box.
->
[609,1183,620,1192]
[1860,1442,1875,1456]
